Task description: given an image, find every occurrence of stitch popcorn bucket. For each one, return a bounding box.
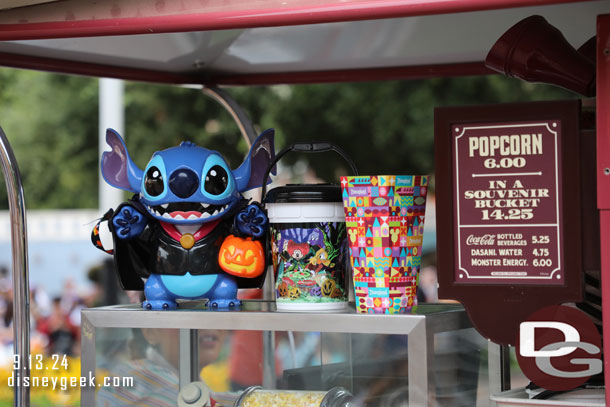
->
[341,175,428,314]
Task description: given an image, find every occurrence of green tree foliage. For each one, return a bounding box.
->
[0,73,280,209]
[123,84,279,169]
[0,69,98,209]
[267,77,575,181]
[0,69,575,210]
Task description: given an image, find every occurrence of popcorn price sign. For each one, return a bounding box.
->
[434,100,583,345]
[453,121,563,285]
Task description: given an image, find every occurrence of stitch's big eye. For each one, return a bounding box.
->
[204,165,229,196]
[144,166,164,196]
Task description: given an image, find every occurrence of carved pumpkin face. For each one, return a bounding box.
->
[321,279,336,296]
[218,235,264,278]
[278,282,289,298]
[288,287,301,300]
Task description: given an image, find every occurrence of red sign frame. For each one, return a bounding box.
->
[435,100,583,345]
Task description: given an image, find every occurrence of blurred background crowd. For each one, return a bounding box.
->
[0,262,113,362]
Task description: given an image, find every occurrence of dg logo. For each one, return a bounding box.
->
[516,305,602,391]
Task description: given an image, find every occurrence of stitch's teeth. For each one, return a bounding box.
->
[212,209,219,216]
[201,203,210,208]
[200,212,211,219]
[174,214,185,220]
[188,214,199,220]
[162,213,171,219]
[155,210,161,217]
[161,204,169,209]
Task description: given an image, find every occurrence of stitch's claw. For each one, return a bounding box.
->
[113,205,147,239]
[234,204,267,238]
[142,300,178,310]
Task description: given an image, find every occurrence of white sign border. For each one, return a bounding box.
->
[454,122,562,281]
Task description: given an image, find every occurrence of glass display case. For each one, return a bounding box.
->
[81,301,480,406]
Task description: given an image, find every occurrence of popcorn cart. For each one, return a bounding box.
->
[0,1,609,406]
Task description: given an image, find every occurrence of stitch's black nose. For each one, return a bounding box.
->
[169,168,199,199]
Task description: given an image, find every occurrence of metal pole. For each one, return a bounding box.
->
[0,127,30,407]
[99,78,125,213]
[488,341,511,402]
[179,329,200,389]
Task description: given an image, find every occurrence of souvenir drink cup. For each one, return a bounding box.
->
[341,175,428,314]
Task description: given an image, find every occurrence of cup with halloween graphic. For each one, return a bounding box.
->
[341,175,428,314]
[265,184,349,311]
[262,142,358,311]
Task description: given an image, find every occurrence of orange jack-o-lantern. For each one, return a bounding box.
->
[278,281,290,297]
[218,235,265,278]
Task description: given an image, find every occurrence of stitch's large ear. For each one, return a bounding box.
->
[234,129,276,192]
[101,129,143,192]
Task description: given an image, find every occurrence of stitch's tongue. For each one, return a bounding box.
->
[170,211,203,220]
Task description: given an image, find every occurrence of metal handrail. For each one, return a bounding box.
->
[0,127,30,407]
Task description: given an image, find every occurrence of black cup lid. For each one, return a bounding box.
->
[263,183,342,203]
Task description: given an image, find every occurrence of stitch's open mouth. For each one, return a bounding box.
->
[146,202,229,221]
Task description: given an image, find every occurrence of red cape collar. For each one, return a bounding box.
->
[160,219,221,241]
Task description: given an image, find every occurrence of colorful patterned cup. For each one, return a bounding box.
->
[341,175,428,314]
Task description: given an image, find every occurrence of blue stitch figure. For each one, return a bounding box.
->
[91,129,275,310]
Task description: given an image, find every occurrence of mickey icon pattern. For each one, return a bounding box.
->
[341,175,428,314]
